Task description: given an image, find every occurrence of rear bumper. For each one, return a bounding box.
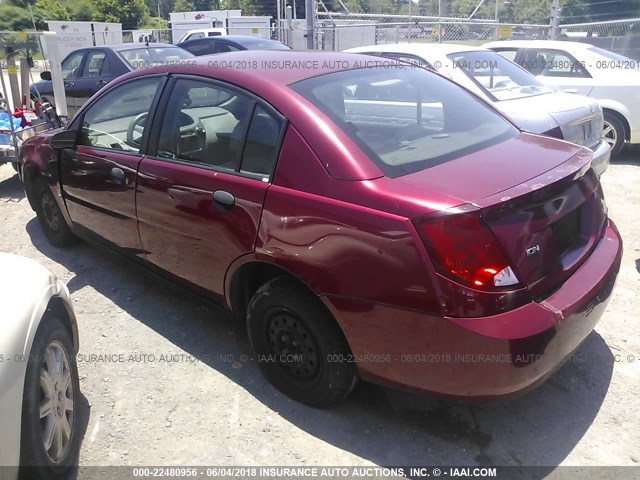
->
[589,139,610,177]
[325,219,622,399]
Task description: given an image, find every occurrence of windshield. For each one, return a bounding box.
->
[588,46,640,70]
[291,66,517,178]
[118,47,194,70]
[448,51,554,101]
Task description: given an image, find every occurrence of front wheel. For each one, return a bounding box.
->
[603,111,626,159]
[34,178,76,247]
[247,277,358,407]
[20,317,81,479]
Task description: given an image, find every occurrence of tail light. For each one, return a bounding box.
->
[417,205,520,291]
[542,126,564,139]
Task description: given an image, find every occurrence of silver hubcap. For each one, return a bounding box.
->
[41,192,59,232]
[603,120,617,148]
[39,341,74,463]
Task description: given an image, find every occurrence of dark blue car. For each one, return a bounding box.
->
[178,35,291,56]
[31,43,194,118]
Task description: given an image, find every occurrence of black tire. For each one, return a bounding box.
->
[33,177,76,247]
[20,316,80,479]
[247,277,358,407]
[603,111,626,159]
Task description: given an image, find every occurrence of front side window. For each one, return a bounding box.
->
[62,52,85,80]
[447,51,553,101]
[291,67,517,178]
[185,32,205,41]
[183,41,213,56]
[78,77,162,153]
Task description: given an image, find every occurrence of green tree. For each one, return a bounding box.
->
[93,0,149,29]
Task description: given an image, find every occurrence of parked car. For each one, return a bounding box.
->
[483,40,640,157]
[0,253,80,479]
[178,27,228,43]
[20,51,622,407]
[30,43,195,118]
[178,35,291,56]
[345,43,610,177]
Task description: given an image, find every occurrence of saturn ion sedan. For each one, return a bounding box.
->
[19,51,622,407]
[0,253,80,479]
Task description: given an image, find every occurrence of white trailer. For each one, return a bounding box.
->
[226,17,272,39]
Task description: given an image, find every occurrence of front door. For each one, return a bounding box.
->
[60,76,166,252]
[137,77,285,297]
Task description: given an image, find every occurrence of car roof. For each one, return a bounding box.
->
[483,40,594,50]
[126,50,383,85]
[345,43,489,55]
[183,35,280,43]
[94,43,183,51]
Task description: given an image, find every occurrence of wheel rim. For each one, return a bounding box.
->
[267,310,320,383]
[39,340,74,463]
[41,191,59,233]
[603,120,617,148]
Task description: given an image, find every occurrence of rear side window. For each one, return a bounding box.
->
[291,67,517,178]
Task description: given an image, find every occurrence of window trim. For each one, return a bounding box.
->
[146,74,288,182]
[68,74,170,157]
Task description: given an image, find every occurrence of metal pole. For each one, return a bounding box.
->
[293,0,297,19]
[438,0,442,43]
[495,0,499,21]
[277,0,282,41]
[305,0,314,49]
[286,6,293,47]
[551,0,560,39]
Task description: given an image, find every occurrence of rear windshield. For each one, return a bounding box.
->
[588,46,640,70]
[447,51,554,101]
[241,38,291,51]
[118,47,194,70]
[291,66,517,177]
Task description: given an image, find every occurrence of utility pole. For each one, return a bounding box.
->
[305,0,314,49]
[550,0,561,39]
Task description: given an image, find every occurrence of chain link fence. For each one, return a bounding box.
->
[560,18,640,60]
[311,13,549,51]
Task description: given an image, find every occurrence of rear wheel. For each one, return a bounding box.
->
[20,317,80,479]
[247,277,358,407]
[603,111,626,159]
[34,178,76,247]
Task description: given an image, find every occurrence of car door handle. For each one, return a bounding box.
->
[111,167,125,185]
[97,80,108,88]
[213,190,235,210]
[64,81,75,88]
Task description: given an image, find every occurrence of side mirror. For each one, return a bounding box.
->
[50,129,77,150]
[40,71,52,81]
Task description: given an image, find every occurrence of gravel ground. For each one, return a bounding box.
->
[1,148,639,476]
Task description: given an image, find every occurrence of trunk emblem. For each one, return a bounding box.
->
[525,245,540,257]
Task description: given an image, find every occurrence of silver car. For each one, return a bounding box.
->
[0,253,80,480]
[345,43,610,177]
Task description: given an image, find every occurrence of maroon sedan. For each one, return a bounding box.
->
[19,51,622,406]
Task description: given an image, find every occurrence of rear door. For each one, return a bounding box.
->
[518,48,594,95]
[60,76,166,252]
[136,76,285,298]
